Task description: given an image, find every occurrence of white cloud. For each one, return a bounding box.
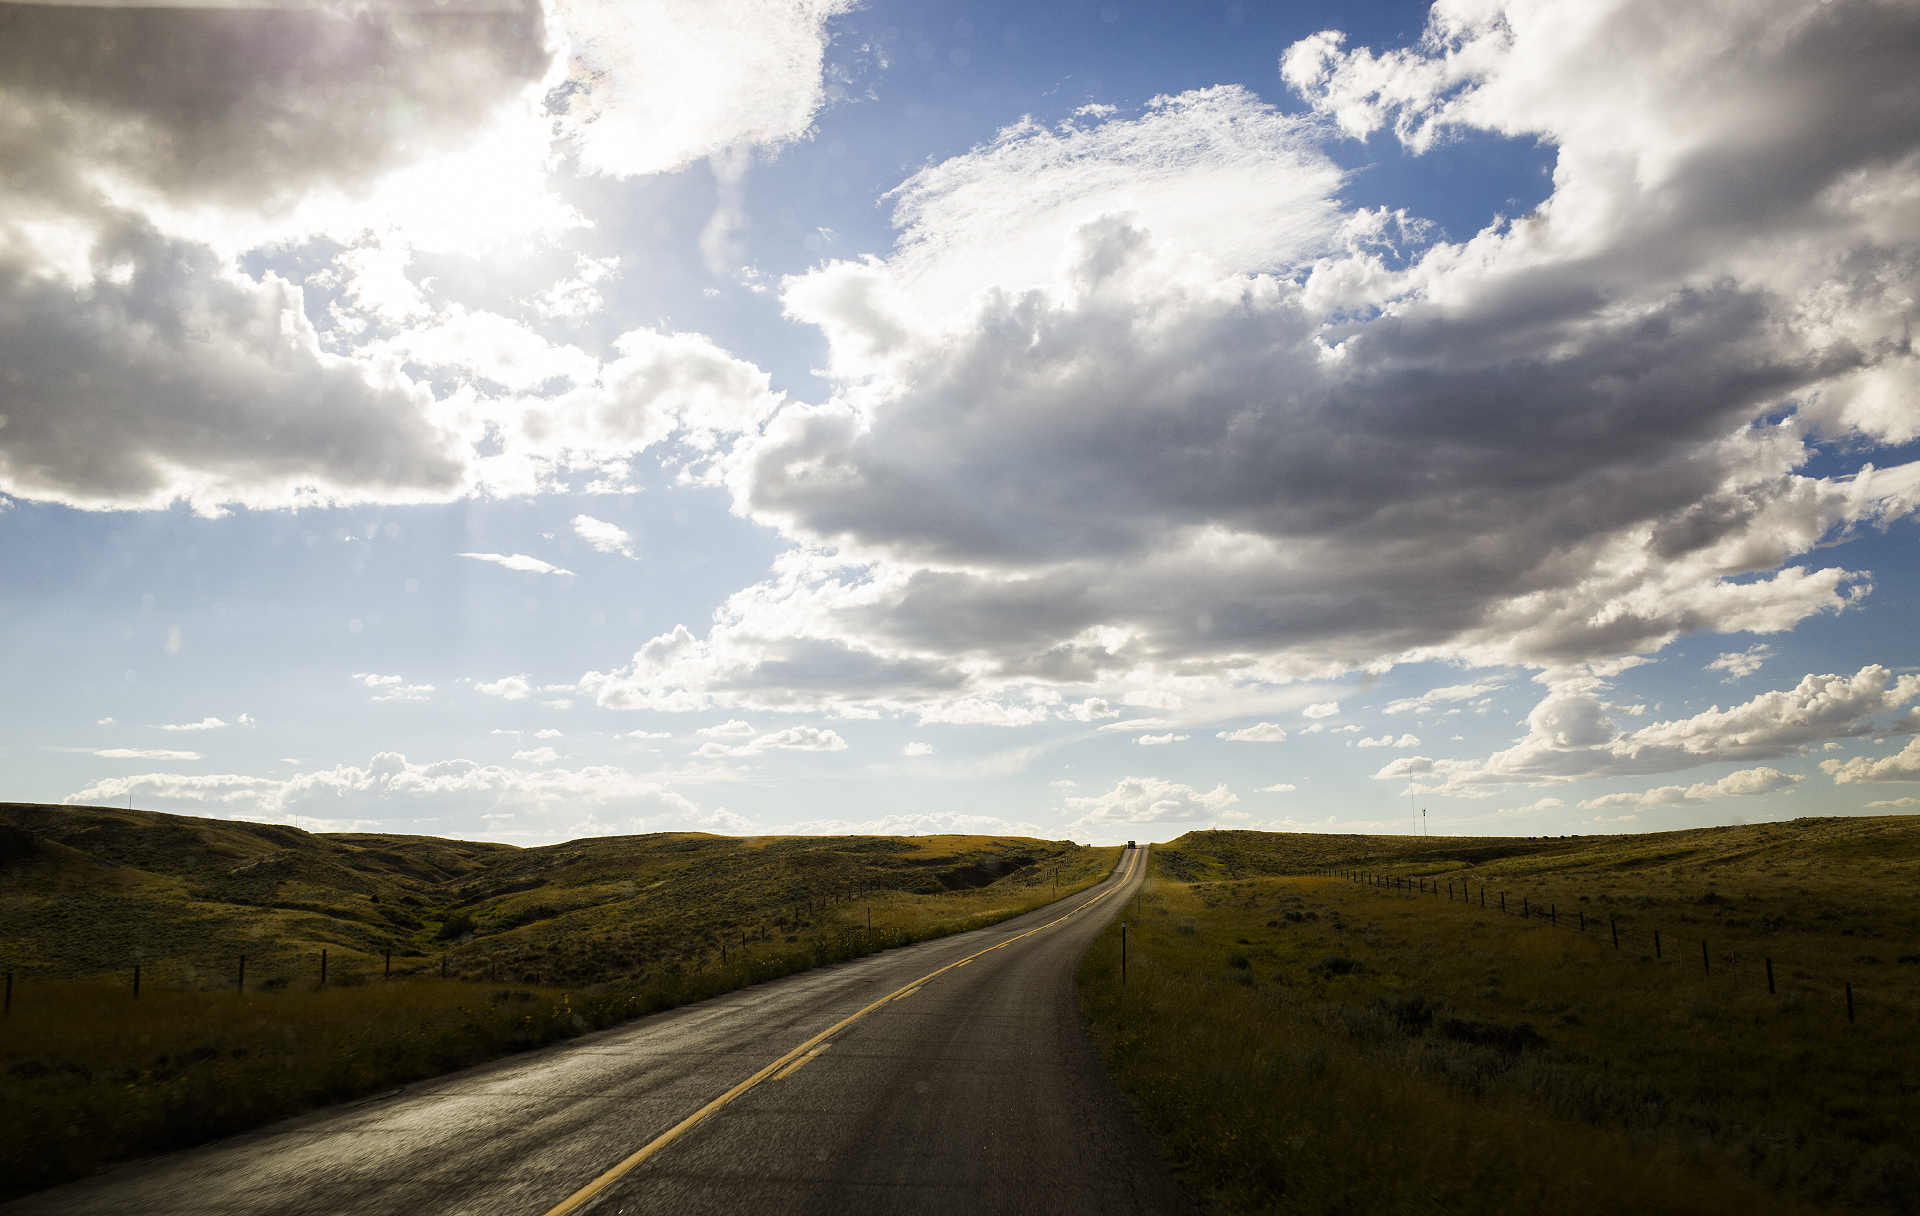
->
[914,699,1053,727]
[1384,678,1508,716]
[626,730,673,739]
[572,514,635,558]
[1302,702,1341,720]
[697,724,850,757]
[1065,776,1240,827]
[539,699,574,710]
[1822,736,1920,784]
[1098,718,1175,733]
[66,751,714,828]
[1393,665,1920,795]
[1866,797,1920,807]
[1707,645,1773,682]
[589,2,1920,719]
[513,746,560,764]
[1256,782,1297,793]
[475,675,533,701]
[95,749,201,760]
[96,718,114,725]
[551,0,857,179]
[357,675,431,702]
[1064,697,1122,721]
[751,726,848,752]
[1356,733,1421,748]
[697,719,758,738]
[1217,722,1288,742]
[156,717,226,731]
[1135,733,1189,745]
[535,728,563,739]
[529,253,622,320]
[903,742,934,756]
[456,553,576,576]
[1578,766,1804,811]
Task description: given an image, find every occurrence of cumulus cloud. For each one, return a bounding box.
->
[1257,783,1297,793]
[356,674,432,702]
[155,717,226,731]
[95,749,201,760]
[902,742,934,756]
[1065,776,1240,827]
[475,674,533,700]
[696,719,758,738]
[575,1,1920,722]
[513,746,560,764]
[1384,664,1920,794]
[1065,697,1122,721]
[572,514,634,558]
[0,0,837,516]
[1356,733,1421,748]
[1707,645,1773,682]
[626,730,672,739]
[1135,733,1189,745]
[1217,722,1289,742]
[535,728,563,739]
[1866,797,1920,807]
[1302,702,1341,720]
[1578,766,1804,811]
[1822,736,1920,784]
[457,553,575,576]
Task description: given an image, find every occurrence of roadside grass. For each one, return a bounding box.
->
[1,805,1118,1201]
[1079,826,1920,1214]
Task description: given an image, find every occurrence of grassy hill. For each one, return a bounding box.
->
[0,803,1118,1201]
[0,802,1111,991]
[1081,817,1920,1215]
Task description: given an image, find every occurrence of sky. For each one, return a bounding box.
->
[2,0,1918,847]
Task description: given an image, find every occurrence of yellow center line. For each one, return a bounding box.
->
[893,985,922,1001]
[538,849,1142,1216]
[772,1043,831,1081]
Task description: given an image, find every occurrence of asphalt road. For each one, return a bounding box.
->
[10,847,1192,1216]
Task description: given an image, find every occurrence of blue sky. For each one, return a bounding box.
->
[2,0,1917,844]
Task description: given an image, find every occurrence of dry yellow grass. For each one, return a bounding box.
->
[1,807,1119,1202]
[1079,823,1920,1215]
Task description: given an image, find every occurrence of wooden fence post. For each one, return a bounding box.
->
[1765,957,1774,994]
[238,955,246,994]
[1611,917,1619,949]
[1121,921,1128,984]
[1654,931,1662,959]
[134,964,140,998]
[1702,940,1710,975]
[1846,982,1854,1023]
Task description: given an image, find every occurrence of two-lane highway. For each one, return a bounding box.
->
[9,847,1192,1216]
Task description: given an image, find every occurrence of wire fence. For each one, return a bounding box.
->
[1313,868,1887,1024]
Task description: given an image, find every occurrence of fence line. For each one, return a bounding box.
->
[1308,867,1869,1023]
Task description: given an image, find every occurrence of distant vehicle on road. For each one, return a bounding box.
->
[1126,840,1136,849]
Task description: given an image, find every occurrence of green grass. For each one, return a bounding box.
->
[1078,821,1920,1215]
[0,805,1119,1200]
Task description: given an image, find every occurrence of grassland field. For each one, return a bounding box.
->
[1079,818,1920,1215]
[0,802,1118,1201]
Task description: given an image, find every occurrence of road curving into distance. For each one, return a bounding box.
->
[10,846,1192,1216]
